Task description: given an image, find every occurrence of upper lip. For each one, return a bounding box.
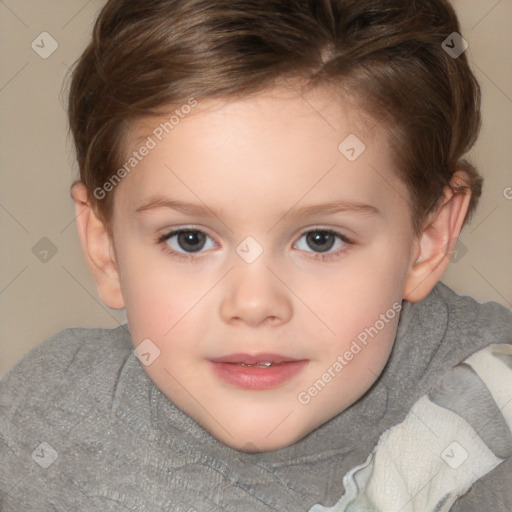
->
[209,353,305,364]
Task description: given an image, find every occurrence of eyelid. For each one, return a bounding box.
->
[292,225,352,246]
[158,224,216,239]
[157,225,219,246]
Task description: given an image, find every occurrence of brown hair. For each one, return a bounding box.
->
[66,0,482,235]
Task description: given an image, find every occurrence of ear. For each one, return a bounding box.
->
[70,182,125,309]
[403,171,472,302]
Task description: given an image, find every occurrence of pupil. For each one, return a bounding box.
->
[178,231,205,252]
[307,231,334,253]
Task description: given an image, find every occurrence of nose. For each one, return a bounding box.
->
[219,260,293,328]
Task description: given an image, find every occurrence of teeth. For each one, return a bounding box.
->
[237,361,273,367]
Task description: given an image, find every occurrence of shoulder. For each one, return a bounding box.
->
[387,282,512,399]
[0,325,143,508]
[0,323,133,422]
[408,281,512,350]
[433,281,512,331]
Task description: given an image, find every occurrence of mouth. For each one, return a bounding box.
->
[208,353,308,389]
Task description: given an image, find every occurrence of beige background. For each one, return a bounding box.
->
[1,0,511,377]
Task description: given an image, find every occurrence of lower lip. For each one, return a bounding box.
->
[209,360,308,389]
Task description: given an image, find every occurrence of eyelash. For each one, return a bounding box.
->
[156,228,354,263]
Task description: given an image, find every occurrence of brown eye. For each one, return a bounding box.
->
[176,230,207,252]
[160,229,215,254]
[293,229,352,261]
[305,230,336,253]
[295,229,347,254]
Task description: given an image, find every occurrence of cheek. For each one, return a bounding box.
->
[116,243,207,344]
[311,249,406,319]
[300,241,408,358]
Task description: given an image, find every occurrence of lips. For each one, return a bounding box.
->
[209,353,308,389]
[209,353,303,365]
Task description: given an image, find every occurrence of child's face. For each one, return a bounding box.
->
[109,85,418,451]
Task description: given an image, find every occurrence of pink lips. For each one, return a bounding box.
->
[209,353,308,389]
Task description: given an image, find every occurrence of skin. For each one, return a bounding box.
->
[71,83,471,452]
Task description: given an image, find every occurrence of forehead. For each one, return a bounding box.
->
[127,83,376,153]
[114,85,407,220]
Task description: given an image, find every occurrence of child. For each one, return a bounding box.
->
[1,0,511,510]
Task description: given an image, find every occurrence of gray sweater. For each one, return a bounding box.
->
[1,282,511,511]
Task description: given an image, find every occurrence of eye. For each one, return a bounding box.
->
[294,229,351,261]
[157,226,353,263]
[158,228,216,258]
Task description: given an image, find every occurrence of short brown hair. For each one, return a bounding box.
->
[67,0,482,235]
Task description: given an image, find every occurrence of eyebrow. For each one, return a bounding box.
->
[135,196,380,218]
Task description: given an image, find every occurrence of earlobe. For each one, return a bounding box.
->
[403,171,472,303]
[71,182,125,309]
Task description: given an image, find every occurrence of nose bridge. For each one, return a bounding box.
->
[219,247,293,327]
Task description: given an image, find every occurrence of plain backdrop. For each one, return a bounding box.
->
[1,0,511,377]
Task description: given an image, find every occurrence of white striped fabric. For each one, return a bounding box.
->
[309,344,512,512]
